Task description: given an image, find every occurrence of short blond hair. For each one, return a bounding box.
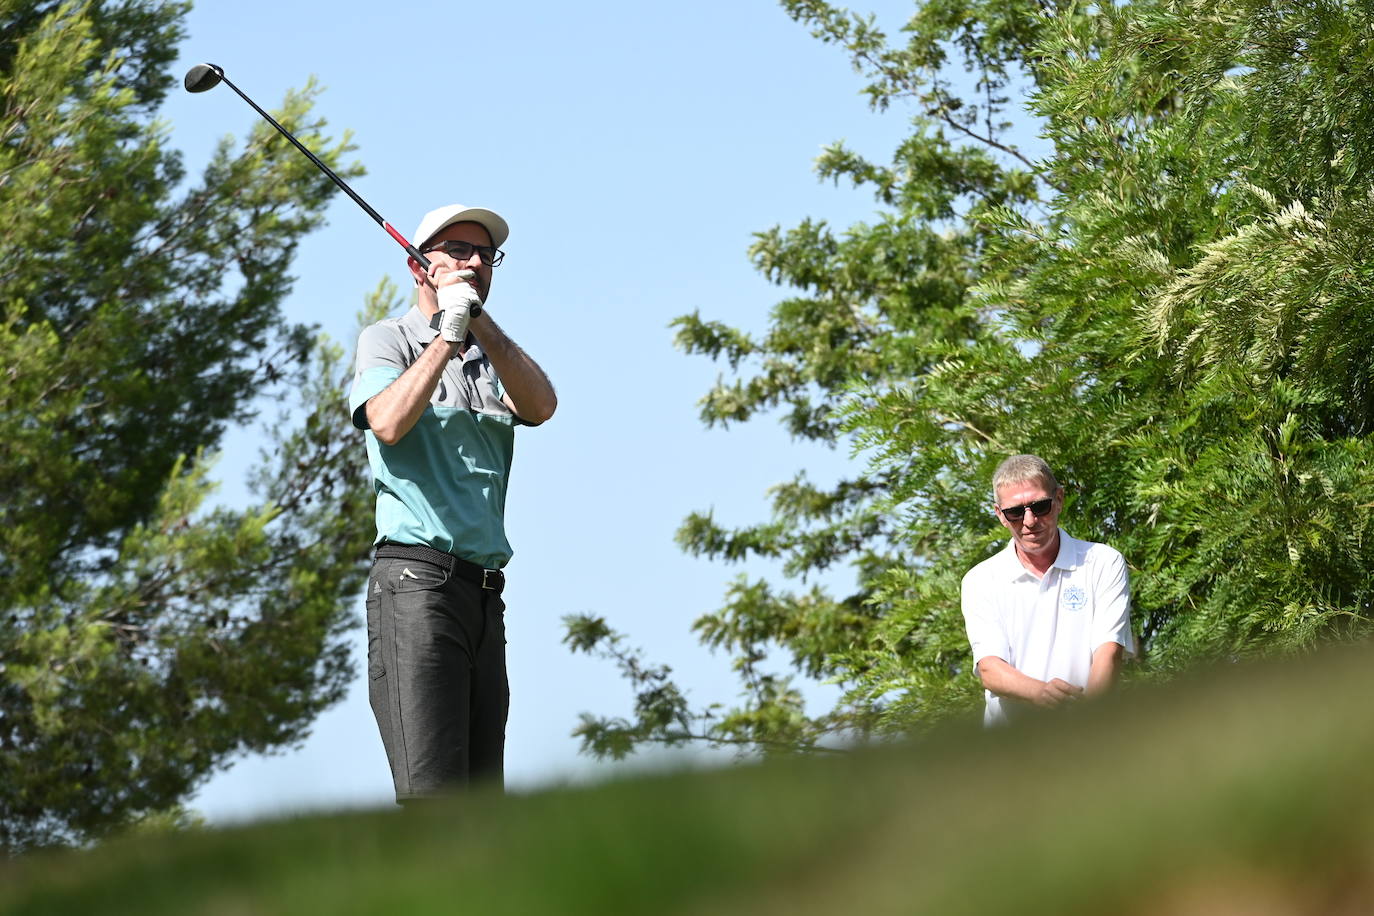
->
[991,454,1060,504]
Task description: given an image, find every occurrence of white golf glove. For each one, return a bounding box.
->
[437,270,483,343]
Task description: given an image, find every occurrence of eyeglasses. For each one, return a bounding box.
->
[998,498,1055,522]
[422,240,505,267]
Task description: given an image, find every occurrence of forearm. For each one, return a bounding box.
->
[1085,642,1125,696]
[977,656,1082,708]
[471,313,557,424]
[978,657,1046,702]
[364,336,457,444]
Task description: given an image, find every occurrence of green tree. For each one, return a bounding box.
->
[568,0,1374,756]
[567,0,1049,756]
[0,0,381,851]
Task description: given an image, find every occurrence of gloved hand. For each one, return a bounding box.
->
[437,270,483,343]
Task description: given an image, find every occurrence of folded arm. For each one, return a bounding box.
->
[975,656,1083,708]
[1085,641,1125,696]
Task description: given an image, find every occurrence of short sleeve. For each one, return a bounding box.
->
[962,567,1011,668]
[1090,547,1135,656]
[348,323,407,429]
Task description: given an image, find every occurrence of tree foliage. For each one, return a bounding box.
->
[567,0,1374,758]
[0,0,382,851]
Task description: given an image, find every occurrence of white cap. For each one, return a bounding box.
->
[412,204,509,250]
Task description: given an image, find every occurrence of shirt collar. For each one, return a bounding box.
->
[998,528,1080,579]
[401,305,484,363]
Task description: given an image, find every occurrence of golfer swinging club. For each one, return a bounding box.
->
[349,204,557,799]
[961,455,1135,725]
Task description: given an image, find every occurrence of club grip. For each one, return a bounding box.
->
[385,222,430,269]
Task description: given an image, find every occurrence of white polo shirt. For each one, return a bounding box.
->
[961,529,1135,725]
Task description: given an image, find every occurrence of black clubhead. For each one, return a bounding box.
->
[175,60,429,268]
[183,63,224,93]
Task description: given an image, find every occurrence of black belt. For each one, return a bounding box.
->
[375,542,506,594]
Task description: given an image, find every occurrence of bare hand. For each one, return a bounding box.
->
[1033,678,1083,708]
[430,264,478,290]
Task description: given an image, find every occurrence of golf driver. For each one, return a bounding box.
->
[183,62,475,313]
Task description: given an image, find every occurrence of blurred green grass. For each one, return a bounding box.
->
[4,643,1373,915]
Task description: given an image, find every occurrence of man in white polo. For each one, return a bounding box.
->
[961,454,1134,725]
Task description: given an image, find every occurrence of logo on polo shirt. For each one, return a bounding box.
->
[1063,584,1087,612]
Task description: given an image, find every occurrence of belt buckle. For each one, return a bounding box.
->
[481,568,500,590]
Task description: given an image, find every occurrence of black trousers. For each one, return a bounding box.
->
[365,552,508,800]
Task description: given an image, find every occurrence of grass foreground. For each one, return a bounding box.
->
[3,643,1374,915]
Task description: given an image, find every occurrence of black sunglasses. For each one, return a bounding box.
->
[422,239,505,266]
[998,497,1055,522]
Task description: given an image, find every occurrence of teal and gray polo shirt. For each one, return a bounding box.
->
[349,306,520,569]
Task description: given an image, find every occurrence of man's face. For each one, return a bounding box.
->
[411,220,496,301]
[994,477,1064,560]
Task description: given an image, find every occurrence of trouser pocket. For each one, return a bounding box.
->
[365,573,386,680]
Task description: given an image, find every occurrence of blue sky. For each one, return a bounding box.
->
[161,0,926,822]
